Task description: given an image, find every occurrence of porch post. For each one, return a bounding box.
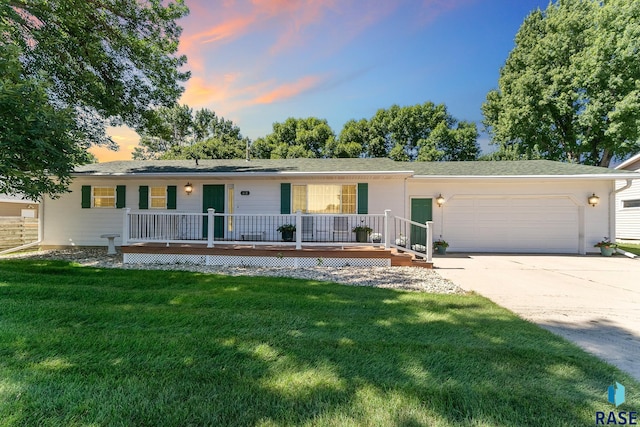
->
[384,209,391,250]
[122,208,130,246]
[425,220,433,263]
[295,210,302,250]
[207,208,215,248]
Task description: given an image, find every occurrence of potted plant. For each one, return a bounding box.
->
[370,232,382,244]
[594,237,617,256]
[433,239,449,255]
[352,224,373,243]
[277,224,296,242]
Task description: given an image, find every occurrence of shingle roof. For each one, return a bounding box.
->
[73,158,638,178]
[404,160,630,176]
[74,158,409,175]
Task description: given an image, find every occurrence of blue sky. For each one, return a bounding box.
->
[94,0,552,161]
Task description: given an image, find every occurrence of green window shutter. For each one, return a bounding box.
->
[81,185,91,208]
[357,183,368,214]
[116,185,126,208]
[280,183,291,214]
[138,186,149,209]
[167,186,177,210]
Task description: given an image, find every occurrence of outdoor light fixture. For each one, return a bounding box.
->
[185,182,193,195]
[588,193,600,207]
[436,194,445,207]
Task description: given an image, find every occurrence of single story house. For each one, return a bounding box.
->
[39,159,638,262]
[0,195,38,218]
[615,152,640,242]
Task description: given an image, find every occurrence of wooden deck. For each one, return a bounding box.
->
[122,243,433,268]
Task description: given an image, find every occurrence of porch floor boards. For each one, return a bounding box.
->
[121,243,433,268]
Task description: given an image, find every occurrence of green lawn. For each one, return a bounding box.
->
[618,242,640,256]
[0,260,637,426]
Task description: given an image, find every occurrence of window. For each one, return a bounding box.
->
[623,199,640,208]
[93,187,115,208]
[150,187,167,209]
[292,184,357,214]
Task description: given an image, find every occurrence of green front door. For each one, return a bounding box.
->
[410,198,433,247]
[203,185,225,239]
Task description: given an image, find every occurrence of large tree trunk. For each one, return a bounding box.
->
[599,149,612,168]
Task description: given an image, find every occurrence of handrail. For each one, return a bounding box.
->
[123,209,387,248]
[389,216,433,262]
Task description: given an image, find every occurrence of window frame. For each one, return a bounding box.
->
[292,184,357,214]
[622,199,640,208]
[149,186,167,209]
[92,186,116,208]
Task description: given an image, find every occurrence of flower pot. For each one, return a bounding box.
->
[435,245,447,255]
[599,246,615,256]
[355,230,369,243]
[281,230,294,242]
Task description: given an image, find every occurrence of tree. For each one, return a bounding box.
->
[134,106,250,160]
[133,105,195,160]
[364,102,479,161]
[0,42,93,199]
[251,117,336,159]
[2,0,189,196]
[161,136,247,160]
[326,119,366,158]
[482,0,640,167]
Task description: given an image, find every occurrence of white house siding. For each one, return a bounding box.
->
[406,179,613,254]
[615,178,640,241]
[42,175,407,247]
[615,154,640,241]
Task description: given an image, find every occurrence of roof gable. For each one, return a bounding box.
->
[616,153,640,171]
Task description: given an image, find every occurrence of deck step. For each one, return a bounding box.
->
[390,252,433,269]
[390,252,413,267]
[410,259,434,269]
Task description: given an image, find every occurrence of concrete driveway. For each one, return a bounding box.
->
[434,254,640,381]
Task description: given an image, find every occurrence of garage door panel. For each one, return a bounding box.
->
[443,197,579,253]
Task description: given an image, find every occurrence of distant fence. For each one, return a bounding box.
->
[0,217,39,250]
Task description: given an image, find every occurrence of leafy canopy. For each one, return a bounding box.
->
[0,44,90,197]
[134,105,250,161]
[337,102,479,161]
[251,117,336,159]
[482,0,640,166]
[1,0,189,198]
[251,103,479,161]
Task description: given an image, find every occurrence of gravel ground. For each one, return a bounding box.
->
[3,248,464,294]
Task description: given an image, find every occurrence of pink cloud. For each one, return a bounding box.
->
[92,127,140,162]
[251,75,324,104]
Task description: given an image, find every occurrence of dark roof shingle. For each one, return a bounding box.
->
[74,158,637,178]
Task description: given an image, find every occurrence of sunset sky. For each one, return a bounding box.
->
[92,0,551,162]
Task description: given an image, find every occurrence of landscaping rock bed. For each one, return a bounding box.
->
[5,248,464,294]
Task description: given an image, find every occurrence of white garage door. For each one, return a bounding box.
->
[443,196,579,253]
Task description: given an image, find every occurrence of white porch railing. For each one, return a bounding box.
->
[389,216,433,261]
[123,208,433,262]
